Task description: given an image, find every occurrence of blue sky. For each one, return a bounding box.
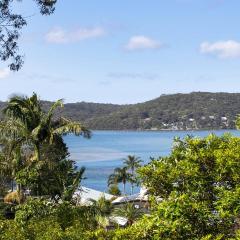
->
[0,0,240,103]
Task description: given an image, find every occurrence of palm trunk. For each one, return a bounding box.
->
[131,168,134,195]
[123,182,126,195]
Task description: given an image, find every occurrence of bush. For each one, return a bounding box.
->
[138,134,240,239]
[0,202,15,220]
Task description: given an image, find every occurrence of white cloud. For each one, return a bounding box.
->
[45,27,105,44]
[0,68,10,79]
[200,40,240,59]
[125,36,162,51]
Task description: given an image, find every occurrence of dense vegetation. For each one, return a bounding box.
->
[0,132,240,239]
[2,92,239,130]
[0,93,90,199]
[84,92,240,130]
[0,93,240,239]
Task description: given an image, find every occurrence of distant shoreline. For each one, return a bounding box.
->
[89,128,237,133]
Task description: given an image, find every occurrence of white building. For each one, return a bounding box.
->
[221,117,227,121]
[73,186,114,205]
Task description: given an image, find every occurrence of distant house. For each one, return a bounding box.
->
[112,187,150,211]
[73,186,114,205]
[221,116,227,121]
[143,117,151,122]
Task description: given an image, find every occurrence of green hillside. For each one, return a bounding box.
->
[82,92,240,130]
[1,92,240,130]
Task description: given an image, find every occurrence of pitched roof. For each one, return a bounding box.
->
[112,188,149,204]
[73,186,114,205]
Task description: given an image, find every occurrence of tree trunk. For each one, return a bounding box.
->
[123,182,126,195]
[131,167,134,195]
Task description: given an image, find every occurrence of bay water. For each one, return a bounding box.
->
[64,130,240,194]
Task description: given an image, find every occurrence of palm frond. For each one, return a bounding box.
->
[62,166,86,201]
[53,118,91,138]
[44,99,64,124]
[0,119,29,140]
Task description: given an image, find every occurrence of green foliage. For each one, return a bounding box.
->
[90,195,113,219]
[137,134,240,239]
[67,92,240,130]
[1,92,240,130]
[123,155,142,194]
[0,0,57,71]
[108,166,133,195]
[113,203,143,226]
[0,93,90,198]
[108,184,121,196]
[123,155,142,173]
[61,166,86,201]
[0,202,15,220]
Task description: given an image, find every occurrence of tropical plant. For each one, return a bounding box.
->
[0,149,12,195]
[88,195,113,228]
[0,93,90,196]
[108,167,132,195]
[123,155,142,194]
[1,93,90,161]
[89,195,113,217]
[113,203,143,226]
[61,166,86,201]
[108,184,121,196]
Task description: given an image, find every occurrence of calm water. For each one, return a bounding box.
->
[64,130,240,193]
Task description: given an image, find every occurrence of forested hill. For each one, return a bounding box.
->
[1,92,240,130]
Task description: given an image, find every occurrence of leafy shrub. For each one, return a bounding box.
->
[0,202,15,220]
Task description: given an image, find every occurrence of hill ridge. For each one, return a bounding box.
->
[1,92,240,130]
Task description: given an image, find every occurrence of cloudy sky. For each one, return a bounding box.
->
[0,0,240,103]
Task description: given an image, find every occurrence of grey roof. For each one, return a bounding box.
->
[73,186,114,205]
[112,188,149,204]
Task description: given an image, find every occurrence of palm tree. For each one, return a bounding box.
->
[113,203,143,226]
[89,195,113,217]
[89,195,114,228]
[108,166,132,195]
[123,155,142,194]
[1,93,91,162]
[0,93,90,194]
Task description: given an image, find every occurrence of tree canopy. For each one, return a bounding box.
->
[136,134,240,239]
[0,0,57,71]
[0,93,90,198]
